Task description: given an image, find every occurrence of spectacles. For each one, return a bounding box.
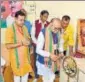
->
[54,27,61,30]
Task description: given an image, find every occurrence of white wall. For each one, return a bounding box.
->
[35,1,85,20]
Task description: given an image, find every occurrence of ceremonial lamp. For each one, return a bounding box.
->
[62,56,77,82]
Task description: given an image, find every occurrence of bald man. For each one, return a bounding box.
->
[36,18,64,82]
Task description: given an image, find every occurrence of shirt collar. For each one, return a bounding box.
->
[39,19,47,25]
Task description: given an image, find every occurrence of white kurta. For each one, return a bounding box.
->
[31,19,47,44]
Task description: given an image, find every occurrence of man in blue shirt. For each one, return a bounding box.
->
[24,20,32,36]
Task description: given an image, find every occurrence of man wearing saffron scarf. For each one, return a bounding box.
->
[5,10,33,82]
[36,18,64,82]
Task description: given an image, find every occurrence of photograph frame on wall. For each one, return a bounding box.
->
[76,19,85,55]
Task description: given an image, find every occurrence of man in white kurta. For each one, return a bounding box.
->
[36,18,64,82]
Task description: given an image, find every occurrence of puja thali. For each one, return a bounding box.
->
[63,56,77,78]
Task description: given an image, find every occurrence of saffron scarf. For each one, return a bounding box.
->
[44,27,60,68]
[12,24,31,68]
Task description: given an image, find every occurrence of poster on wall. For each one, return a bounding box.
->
[76,19,85,55]
[0,1,23,28]
[0,1,36,28]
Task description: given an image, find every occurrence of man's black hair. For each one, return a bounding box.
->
[40,10,49,15]
[15,10,26,18]
[62,15,70,21]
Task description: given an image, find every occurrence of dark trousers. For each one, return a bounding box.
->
[34,46,39,78]
[28,45,39,79]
